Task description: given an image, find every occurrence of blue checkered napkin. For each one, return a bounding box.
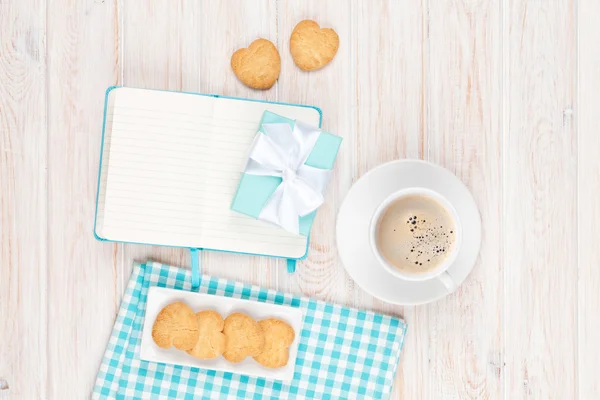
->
[93,262,407,400]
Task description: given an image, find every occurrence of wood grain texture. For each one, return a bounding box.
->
[504,1,577,399]
[427,0,503,398]
[0,0,596,398]
[0,1,47,398]
[45,0,120,398]
[276,0,355,303]
[119,0,281,290]
[352,2,426,398]
[578,0,600,398]
[120,0,192,274]
[193,0,280,288]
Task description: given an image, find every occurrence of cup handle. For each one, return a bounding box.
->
[437,271,457,293]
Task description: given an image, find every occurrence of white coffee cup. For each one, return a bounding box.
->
[369,187,461,292]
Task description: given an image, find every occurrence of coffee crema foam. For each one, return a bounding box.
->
[375,194,456,274]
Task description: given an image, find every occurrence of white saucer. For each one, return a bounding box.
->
[336,160,481,305]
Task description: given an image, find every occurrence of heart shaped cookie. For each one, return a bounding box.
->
[151,302,199,351]
[231,38,281,90]
[222,312,265,363]
[290,20,339,71]
[253,318,295,368]
[186,311,227,359]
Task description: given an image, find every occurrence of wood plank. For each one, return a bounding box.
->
[577,0,600,397]
[275,0,354,303]
[45,0,121,397]
[120,0,195,275]
[193,0,280,288]
[0,0,48,398]
[504,1,577,398]
[352,1,426,398]
[121,0,280,289]
[426,0,503,398]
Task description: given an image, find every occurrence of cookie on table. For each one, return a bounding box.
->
[231,38,281,90]
[290,20,339,71]
[151,302,199,351]
[186,310,227,359]
[222,312,265,363]
[253,318,295,368]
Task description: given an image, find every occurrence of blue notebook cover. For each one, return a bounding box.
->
[94,87,324,282]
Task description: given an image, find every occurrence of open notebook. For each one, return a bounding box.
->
[94,87,322,260]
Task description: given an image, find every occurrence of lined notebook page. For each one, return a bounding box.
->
[96,88,321,258]
[94,93,116,235]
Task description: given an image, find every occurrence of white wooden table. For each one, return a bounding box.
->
[1,1,599,399]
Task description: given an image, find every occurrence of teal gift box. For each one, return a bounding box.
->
[231,111,342,238]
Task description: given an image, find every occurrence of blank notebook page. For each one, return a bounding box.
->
[95,87,321,258]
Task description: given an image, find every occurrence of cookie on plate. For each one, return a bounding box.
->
[253,318,295,368]
[290,20,339,71]
[231,38,280,90]
[186,310,227,359]
[151,302,199,351]
[222,312,265,363]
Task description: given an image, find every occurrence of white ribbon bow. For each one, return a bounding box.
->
[244,121,331,234]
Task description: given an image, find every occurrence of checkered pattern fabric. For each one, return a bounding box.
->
[93,262,407,399]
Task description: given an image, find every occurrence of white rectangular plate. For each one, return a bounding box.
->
[140,286,303,382]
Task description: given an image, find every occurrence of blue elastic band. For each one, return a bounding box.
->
[190,248,201,288]
[286,259,296,273]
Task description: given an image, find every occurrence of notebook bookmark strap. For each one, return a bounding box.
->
[190,248,201,288]
[286,259,296,273]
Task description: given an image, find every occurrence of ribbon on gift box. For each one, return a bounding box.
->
[244,121,331,234]
[231,111,342,241]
